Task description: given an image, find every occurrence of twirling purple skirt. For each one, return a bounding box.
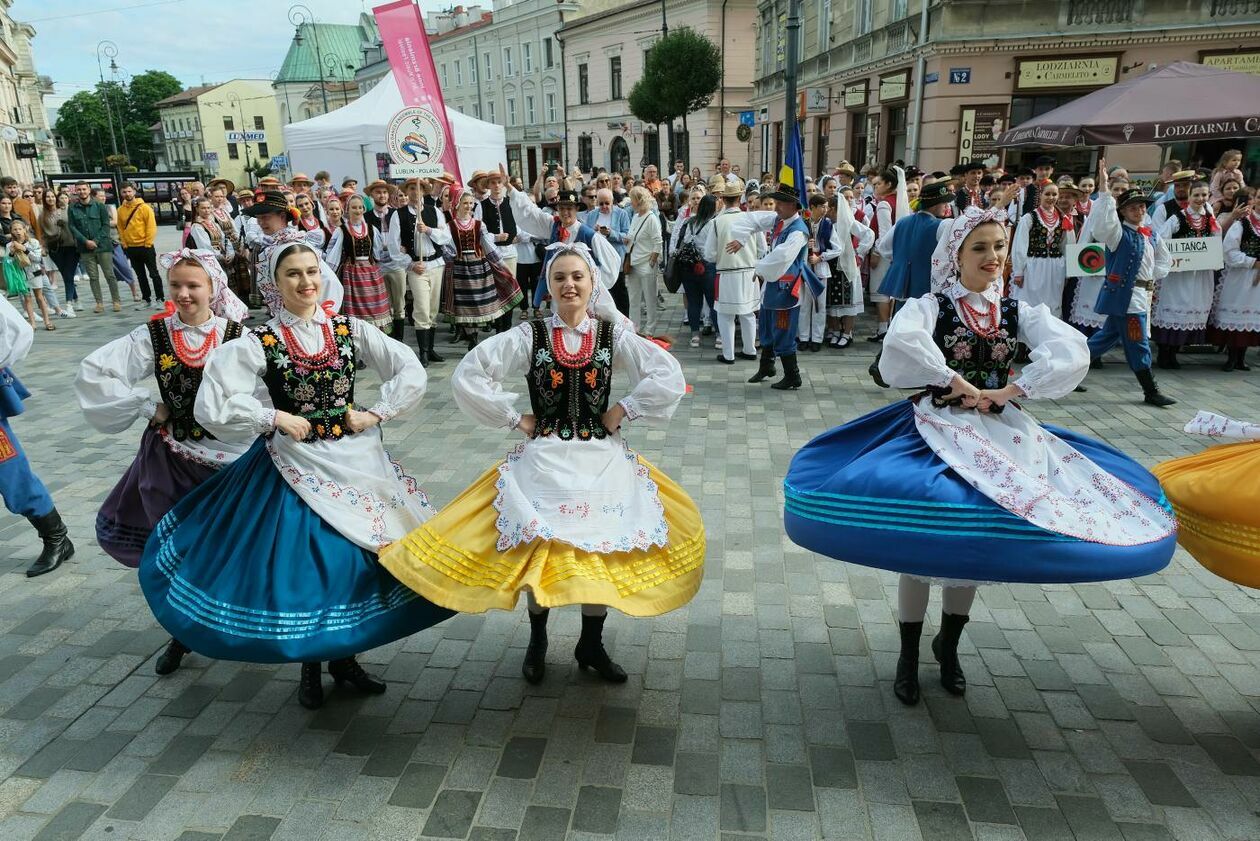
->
[97,427,219,568]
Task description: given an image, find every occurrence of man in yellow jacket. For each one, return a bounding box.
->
[117,182,164,309]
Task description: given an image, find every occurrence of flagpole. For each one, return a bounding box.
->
[782,0,802,175]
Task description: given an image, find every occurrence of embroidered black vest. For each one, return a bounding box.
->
[149,319,243,441]
[253,315,357,441]
[1024,214,1068,258]
[928,293,1020,411]
[1171,207,1213,239]
[1242,222,1260,259]
[337,224,377,274]
[526,319,614,441]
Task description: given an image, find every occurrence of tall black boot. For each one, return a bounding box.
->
[25,508,73,578]
[894,621,923,706]
[771,353,802,390]
[426,328,445,363]
[298,662,324,710]
[154,639,190,676]
[328,656,387,695]
[931,612,970,696]
[1154,344,1169,369]
[1165,345,1181,370]
[416,328,430,367]
[868,351,889,389]
[1136,368,1176,408]
[574,613,627,683]
[522,609,549,685]
[747,348,776,383]
[390,318,405,341]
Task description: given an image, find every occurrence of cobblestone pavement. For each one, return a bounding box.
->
[1,230,1258,840]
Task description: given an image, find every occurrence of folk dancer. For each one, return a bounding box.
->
[698,175,763,364]
[397,177,453,365]
[1210,192,1260,372]
[1153,180,1220,369]
[1085,161,1176,407]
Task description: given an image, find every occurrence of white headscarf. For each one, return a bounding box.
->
[929,206,1009,297]
[830,196,861,287]
[256,230,343,317]
[892,165,912,221]
[541,242,632,328]
[157,248,249,322]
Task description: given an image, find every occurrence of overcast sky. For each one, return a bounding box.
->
[16,0,450,110]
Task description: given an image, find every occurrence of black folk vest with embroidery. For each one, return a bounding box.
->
[1240,221,1260,259]
[253,315,357,441]
[149,319,243,441]
[527,319,614,440]
[930,293,1019,405]
[1024,214,1069,258]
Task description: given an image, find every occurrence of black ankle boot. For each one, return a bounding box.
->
[1237,348,1251,372]
[771,353,802,390]
[574,613,627,683]
[416,328,430,366]
[426,328,445,363]
[390,318,405,341]
[1136,368,1176,408]
[894,621,923,706]
[25,508,73,578]
[298,662,324,709]
[1165,346,1182,369]
[522,609,549,685]
[932,613,970,696]
[868,352,889,389]
[328,657,387,695]
[155,639,190,676]
[747,348,776,383]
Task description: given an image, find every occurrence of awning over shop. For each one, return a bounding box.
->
[998,62,1260,147]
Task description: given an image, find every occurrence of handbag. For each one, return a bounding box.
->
[621,215,644,275]
[3,257,29,296]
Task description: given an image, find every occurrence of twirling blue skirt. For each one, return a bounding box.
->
[139,439,454,663]
[783,400,1177,583]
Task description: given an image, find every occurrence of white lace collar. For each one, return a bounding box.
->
[167,314,221,334]
[547,312,594,335]
[277,306,329,327]
[942,277,1001,307]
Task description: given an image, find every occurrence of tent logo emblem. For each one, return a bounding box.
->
[1122,124,1134,141]
[386,107,446,176]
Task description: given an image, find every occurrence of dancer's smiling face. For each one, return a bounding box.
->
[958,221,1008,293]
[275,246,323,316]
[548,253,594,324]
[167,260,214,325]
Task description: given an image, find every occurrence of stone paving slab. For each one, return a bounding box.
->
[0,226,1258,839]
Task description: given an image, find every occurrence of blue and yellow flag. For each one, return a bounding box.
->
[777,121,809,212]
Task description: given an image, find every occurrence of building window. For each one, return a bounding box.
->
[484,52,492,79]
[886,105,908,163]
[814,116,830,175]
[525,95,536,123]
[544,37,553,68]
[523,42,533,74]
[440,63,448,87]
[504,47,514,76]
[675,128,690,167]
[609,56,622,100]
[891,0,908,19]
[222,116,233,130]
[253,115,264,130]
[850,111,869,166]
[469,57,478,83]
[819,0,831,51]
[578,63,589,104]
[545,92,557,123]
[258,141,269,158]
[507,97,517,126]
[473,103,480,119]
[760,9,773,75]
[578,135,593,172]
[644,130,660,169]
[455,61,462,86]
[857,0,873,34]
[227,143,239,160]
[488,99,496,123]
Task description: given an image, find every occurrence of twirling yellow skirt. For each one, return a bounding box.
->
[1151,441,1260,588]
[379,456,706,616]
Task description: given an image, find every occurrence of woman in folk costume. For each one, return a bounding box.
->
[1210,192,1260,372]
[441,187,524,350]
[825,191,873,349]
[1153,180,1220,370]
[324,194,393,330]
[380,243,704,685]
[138,242,452,709]
[865,167,912,342]
[184,197,235,272]
[294,192,331,252]
[1011,181,1075,322]
[1152,411,1260,588]
[782,207,1177,706]
[76,250,251,675]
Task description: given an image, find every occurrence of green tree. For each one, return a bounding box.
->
[54,70,183,171]
[123,70,182,167]
[54,91,112,171]
[634,28,722,169]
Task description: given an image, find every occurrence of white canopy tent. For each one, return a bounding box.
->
[282,69,506,185]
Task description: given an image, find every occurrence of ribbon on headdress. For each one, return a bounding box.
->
[929,205,1009,293]
[892,165,912,221]
[155,248,249,322]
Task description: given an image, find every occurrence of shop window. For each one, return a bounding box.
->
[886,105,908,165]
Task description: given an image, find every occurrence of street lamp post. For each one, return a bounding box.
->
[783,0,802,169]
[324,54,350,108]
[270,70,295,126]
[289,4,330,114]
[226,92,255,186]
[95,41,120,164]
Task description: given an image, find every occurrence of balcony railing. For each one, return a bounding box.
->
[1210,0,1260,15]
[1066,0,1135,25]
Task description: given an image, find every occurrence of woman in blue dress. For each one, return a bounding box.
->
[139,242,453,710]
[784,207,1177,707]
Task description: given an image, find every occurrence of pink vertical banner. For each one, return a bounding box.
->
[373,0,462,183]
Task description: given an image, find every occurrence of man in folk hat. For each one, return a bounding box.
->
[363,180,411,340]
[1085,161,1175,408]
[1149,169,1196,231]
[833,161,856,187]
[396,177,452,364]
[1012,155,1055,221]
[726,180,823,391]
[208,178,238,217]
[475,170,520,314]
[698,175,763,364]
[952,160,987,213]
[507,164,624,317]
[242,189,343,312]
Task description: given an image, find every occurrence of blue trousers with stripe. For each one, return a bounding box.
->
[758,307,800,357]
[0,418,54,519]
